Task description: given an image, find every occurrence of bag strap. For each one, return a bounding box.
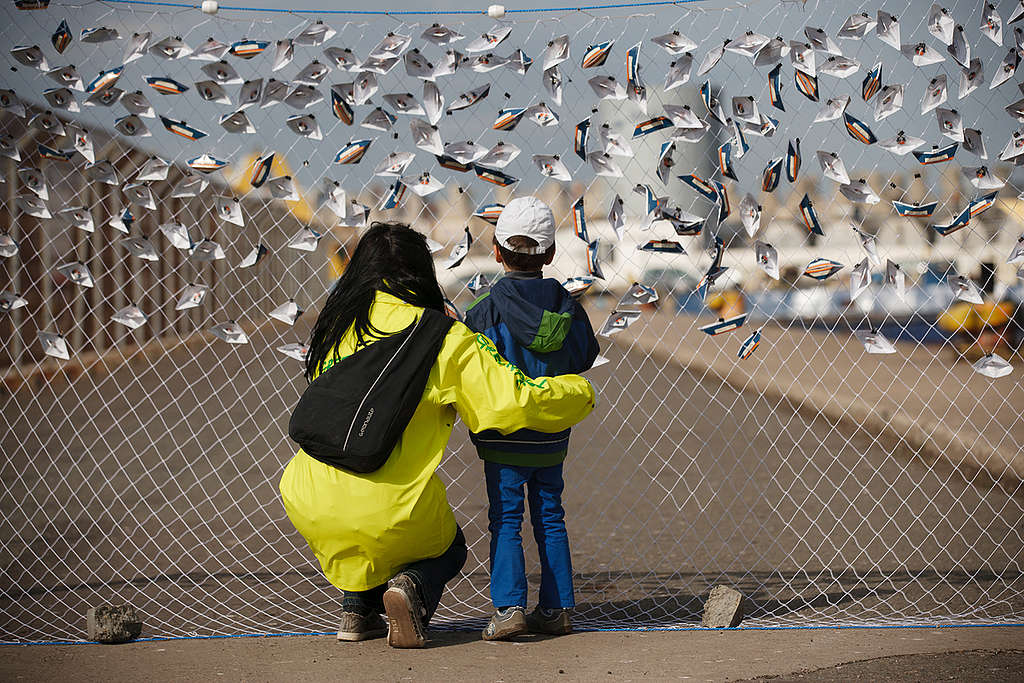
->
[339,308,453,452]
[416,307,457,339]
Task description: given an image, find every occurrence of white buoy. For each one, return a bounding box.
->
[201,0,218,14]
[487,4,506,18]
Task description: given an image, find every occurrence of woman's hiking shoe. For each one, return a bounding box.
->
[526,607,572,635]
[383,573,428,648]
[481,606,528,641]
[336,611,387,642]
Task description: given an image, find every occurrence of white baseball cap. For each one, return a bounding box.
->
[494,196,556,254]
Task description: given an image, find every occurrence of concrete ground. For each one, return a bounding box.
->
[2,626,1022,681]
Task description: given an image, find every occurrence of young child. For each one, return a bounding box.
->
[463,196,600,640]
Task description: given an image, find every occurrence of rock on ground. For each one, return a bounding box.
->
[87,604,142,644]
[702,585,744,628]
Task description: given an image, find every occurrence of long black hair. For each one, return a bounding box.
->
[304,221,445,382]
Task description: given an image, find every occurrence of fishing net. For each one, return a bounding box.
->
[1,0,1022,642]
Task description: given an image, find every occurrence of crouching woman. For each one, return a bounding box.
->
[280,222,596,648]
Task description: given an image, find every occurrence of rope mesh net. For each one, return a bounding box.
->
[1,0,1023,642]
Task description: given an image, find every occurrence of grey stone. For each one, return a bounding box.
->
[701,585,744,628]
[86,604,142,643]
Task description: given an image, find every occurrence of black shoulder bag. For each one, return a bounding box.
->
[288,308,455,474]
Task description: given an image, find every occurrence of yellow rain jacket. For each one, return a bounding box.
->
[280,291,596,592]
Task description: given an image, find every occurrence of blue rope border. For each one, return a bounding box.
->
[94,0,706,14]
[6,622,1023,646]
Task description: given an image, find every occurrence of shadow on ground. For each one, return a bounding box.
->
[740,649,1024,682]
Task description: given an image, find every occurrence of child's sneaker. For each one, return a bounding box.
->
[336,611,387,642]
[481,606,528,641]
[526,607,572,635]
[382,573,428,648]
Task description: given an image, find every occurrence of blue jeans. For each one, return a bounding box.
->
[342,526,467,622]
[484,461,575,609]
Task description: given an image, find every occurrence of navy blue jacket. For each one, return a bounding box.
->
[463,271,599,466]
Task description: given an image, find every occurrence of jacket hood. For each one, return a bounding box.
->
[485,276,578,353]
